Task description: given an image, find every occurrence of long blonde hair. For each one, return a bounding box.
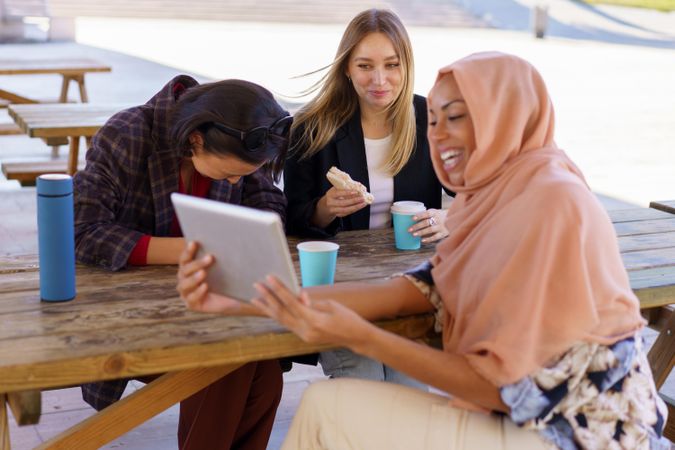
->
[291,9,416,176]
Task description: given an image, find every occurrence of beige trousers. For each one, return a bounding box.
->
[282,379,551,450]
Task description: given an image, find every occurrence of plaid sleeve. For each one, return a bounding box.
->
[240,169,287,224]
[73,118,146,271]
[81,380,129,411]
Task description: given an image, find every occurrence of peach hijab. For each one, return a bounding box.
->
[430,52,644,386]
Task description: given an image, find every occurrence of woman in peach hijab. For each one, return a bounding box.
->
[177,52,669,449]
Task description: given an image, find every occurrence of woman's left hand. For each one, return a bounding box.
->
[177,241,261,316]
[252,275,373,352]
[410,208,449,243]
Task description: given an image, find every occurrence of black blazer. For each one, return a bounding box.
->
[284,95,449,237]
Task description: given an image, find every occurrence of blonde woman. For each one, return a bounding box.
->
[284,9,450,388]
[284,9,450,241]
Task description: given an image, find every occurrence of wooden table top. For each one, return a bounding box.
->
[1,206,674,395]
[0,59,111,76]
[7,103,128,138]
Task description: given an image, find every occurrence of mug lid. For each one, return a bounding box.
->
[297,241,340,252]
[390,201,425,214]
[37,174,73,196]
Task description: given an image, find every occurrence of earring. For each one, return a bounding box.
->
[347,75,351,83]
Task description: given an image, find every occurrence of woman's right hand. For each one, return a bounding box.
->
[311,187,368,228]
[176,241,261,316]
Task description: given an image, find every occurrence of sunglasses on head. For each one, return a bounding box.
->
[210,115,293,152]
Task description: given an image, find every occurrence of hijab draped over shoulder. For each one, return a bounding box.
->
[430,52,644,386]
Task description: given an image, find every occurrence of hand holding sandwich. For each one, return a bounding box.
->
[311,167,373,228]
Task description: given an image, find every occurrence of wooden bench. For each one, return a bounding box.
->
[0,123,21,135]
[1,159,85,183]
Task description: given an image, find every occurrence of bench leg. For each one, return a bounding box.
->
[36,364,241,450]
[648,310,675,389]
[67,137,80,176]
[1,395,10,450]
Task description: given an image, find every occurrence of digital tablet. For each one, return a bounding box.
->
[171,193,300,301]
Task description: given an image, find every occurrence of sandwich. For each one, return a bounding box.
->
[326,166,374,204]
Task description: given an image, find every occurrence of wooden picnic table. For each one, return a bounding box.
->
[6,103,126,178]
[0,206,674,447]
[0,58,111,106]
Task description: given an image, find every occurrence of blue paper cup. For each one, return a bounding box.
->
[297,241,339,287]
[391,201,426,250]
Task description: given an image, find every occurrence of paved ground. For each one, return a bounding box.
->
[2,1,675,448]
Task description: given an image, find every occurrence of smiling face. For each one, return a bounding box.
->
[346,32,403,115]
[189,132,262,184]
[427,74,476,187]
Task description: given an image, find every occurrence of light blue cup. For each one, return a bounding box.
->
[297,241,339,287]
[391,201,426,250]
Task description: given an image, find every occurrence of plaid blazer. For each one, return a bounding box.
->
[73,75,287,410]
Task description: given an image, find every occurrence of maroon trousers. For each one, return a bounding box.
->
[177,360,282,450]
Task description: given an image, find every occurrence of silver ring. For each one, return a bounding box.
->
[428,217,436,226]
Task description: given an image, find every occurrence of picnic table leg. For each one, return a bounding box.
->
[59,76,71,103]
[648,310,675,389]
[67,137,80,176]
[1,394,10,450]
[52,76,74,159]
[75,75,89,103]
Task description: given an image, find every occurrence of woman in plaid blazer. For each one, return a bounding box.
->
[73,75,290,449]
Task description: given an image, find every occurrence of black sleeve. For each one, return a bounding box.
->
[283,146,341,238]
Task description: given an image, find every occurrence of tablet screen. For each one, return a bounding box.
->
[171,193,300,301]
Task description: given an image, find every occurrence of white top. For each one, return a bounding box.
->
[364,135,394,229]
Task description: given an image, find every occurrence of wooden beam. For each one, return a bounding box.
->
[647,311,675,389]
[0,395,10,450]
[0,89,38,105]
[7,391,40,426]
[661,393,674,441]
[36,364,241,450]
[67,136,80,176]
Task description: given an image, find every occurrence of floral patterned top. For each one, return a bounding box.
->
[403,263,670,450]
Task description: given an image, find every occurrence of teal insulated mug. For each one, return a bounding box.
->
[391,201,426,250]
[297,241,339,287]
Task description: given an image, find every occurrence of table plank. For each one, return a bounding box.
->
[613,218,675,237]
[0,59,111,76]
[0,312,434,394]
[8,104,128,138]
[618,231,675,253]
[608,207,675,223]
[622,247,675,271]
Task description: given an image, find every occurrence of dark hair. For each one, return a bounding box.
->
[170,79,289,180]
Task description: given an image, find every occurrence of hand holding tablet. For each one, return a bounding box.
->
[172,193,300,302]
